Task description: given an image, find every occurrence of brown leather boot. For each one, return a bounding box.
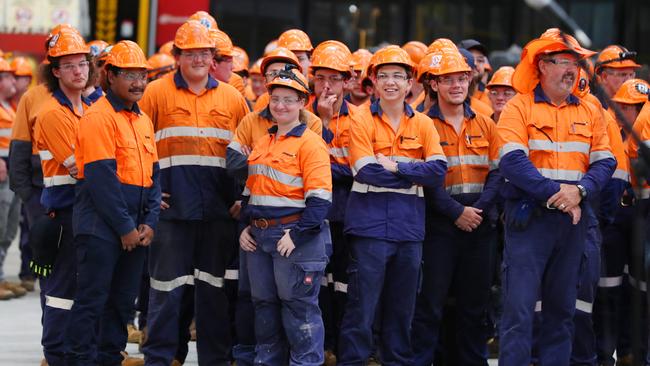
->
[127,323,142,343]
[0,286,14,300]
[0,281,27,297]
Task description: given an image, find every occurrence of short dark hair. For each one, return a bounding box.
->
[373,63,413,79]
[42,54,94,93]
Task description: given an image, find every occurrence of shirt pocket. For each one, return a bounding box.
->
[568,121,592,143]
[116,137,137,172]
[372,140,393,156]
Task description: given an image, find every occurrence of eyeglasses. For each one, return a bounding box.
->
[118,70,148,81]
[489,89,516,98]
[58,60,90,72]
[314,75,345,84]
[605,70,636,79]
[265,70,282,81]
[376,73,409,82]
[474,56,487,64]
[436,75,470,86]
[180,50,213,60]
[269,96,302,105]
[544,58,579,68]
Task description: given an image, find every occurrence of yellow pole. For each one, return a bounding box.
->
[137,0,150,54]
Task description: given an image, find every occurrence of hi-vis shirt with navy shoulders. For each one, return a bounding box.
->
[628,102,650,199]
[140,71,249,221]
[426,102,503,220]
[306,98,357,222]
[497,84,616,201]
[74,90,160,240]
[0,101,15,158]
[240,123,332,243]
[34,89,91,210]
[344,100,447,242]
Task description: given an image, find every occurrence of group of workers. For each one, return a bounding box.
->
[0,8,649,366]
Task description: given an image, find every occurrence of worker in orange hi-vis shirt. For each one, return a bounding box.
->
[139,20,249,366]
[485,66,517,122]
[252,47,304,112]
[63,40,157,366]
[594,44,641,110]
[246,58,264,103]
[207,28,247,99]
[9,56,33,107]
[346,49,373,107]
[337,46,447,365]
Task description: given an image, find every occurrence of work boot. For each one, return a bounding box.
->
[616,354,634,366]
[138,326,147,353]
[0,287,14,300]
[40,357,48,366]
[323,350,337,366]
[21,277,36,291]
[0,281,27,297]
[121,357,144,366]
[171,360,182,366]
[127,323,142,343]
[190,319,196,341]
[367,356,381,366]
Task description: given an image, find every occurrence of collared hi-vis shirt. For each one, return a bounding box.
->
[629,101,650,199]
[345,100,447,242]
[426,102,503,220]
[307,98,357,222]
[33,89,91,210]
[497,84,616,202]
[140,71,249,221]
[74,91,161,241]
[0,102,15,159]
[241,123,332,243]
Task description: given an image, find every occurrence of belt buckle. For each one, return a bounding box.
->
[545,202,557,210]
[257,218,269,229]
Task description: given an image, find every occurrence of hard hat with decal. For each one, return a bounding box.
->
[105,40,151,69]
[595,45,641,73]
[47,27,90,58]
[88,40,109,58]
[261,47,302,74]
[174,20,215,50]
[611,78,650,105]
[266,66,310,96]
[428,48,471,77]
[188,10,218,30]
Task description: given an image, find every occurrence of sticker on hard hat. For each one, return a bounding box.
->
[578,78,587,92]
[635,83,649,95]
[90,45,101,57]
[430,55,442,67]
[200,18,212,29]
[49,34,60,49]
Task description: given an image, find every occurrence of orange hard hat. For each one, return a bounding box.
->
[266,67,310,96]
[249,58,263,75]
[416,52,437,82]
[351,49,373,72]
[97,44,114,63]
[46,24,80,45]
[188,10,218,30]
[232,46,249,72]
[428,48,471,77]
[487,66,515,89]
[402,41,428,65]
[574,68,591,98]
[427,38,458,54]
[174,21,215,50]
[310,44,353,75]
[0,58,13,73]
[314,40,351,55]
[47,27,90,58]
[369,45,414,75]
[88,40,109,57]
[595,45,641,72]
[208,29,234,57]
[158,41,174,56]
[277,29,313,52]
[10,57,33,77]
[105,40,151,69]
[611,78,650,105]
[264,39,278,56]
[147,53,176,78]
[261,47,302,74]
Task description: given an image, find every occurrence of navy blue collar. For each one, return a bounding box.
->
[53,88,91,114]
[106,89,141,114]
[594,91,609,110]
[370,99,415,118]
[477,81,486,92]
[311,98,350,117]
[268,122,307,137]
[86,86,104,104]
[416,101,425,113]
[259,105,273,120]
[173,70,219,90]
[533,83,580,106]
[427,100,475,121]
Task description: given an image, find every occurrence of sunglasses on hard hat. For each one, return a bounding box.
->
[274,64,310,91]
[596,50,638,68]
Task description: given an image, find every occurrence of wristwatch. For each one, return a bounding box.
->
[576,184,587,199]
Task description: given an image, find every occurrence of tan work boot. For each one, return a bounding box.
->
[0,286,14,300]
[0,281,27,297]
[171,359,183,366]
[40,357,48,366]
[323,349,337,366]
[127,324,142,344]
[616,354,634,366]
[21,278,36,291]
[121,357,144,366]
[138,326,147,353]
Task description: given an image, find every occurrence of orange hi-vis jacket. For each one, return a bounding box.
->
[344,100,447,242]
[241,123,332,243]
[33,89,90,210]
[497,84,616,202]
[74,91,160,241]
[470,96,493,117]
[629,101,650,199]
[253,92,270,112]
[228,72,247,97]
[306,98,357,222]
[226,106,322,180]
[425,102,502,220]
[0,101,15,158]
[140,71,249,221]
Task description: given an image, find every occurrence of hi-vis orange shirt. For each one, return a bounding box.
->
[33,89,90,210]
[140,71,249,221]
[629,101,650,199]
[497,84,616,201]
[344,100,447,242]
[0,102,15,157]
[74,91,160,240]
[10,83,49,146]
[228,72,247,98]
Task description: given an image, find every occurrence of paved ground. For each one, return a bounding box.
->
[0,236,499,365]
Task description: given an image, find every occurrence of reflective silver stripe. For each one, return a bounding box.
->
[305,189,332,201]
[242,187,251,197]
[351,181,424,197]
[576,299,593,314]
[0,128,11,137]
[150,275,195,292]
[598,276,623,288]
[489,159,500,171]
[39,150,53,161]
[320,277,329,287]
[389,155,423,163]
[45,295,74,310]
[155,126,233,142]
[224,269,239,280]
[249,164,303,187]
[43,175,77,187]
[327,273,334,283]
[329,147,349,158]
[249,195,306,208]
[352,156,378,175]
[0,148,8,157]
[590,150,615,164]
[629,274,647,292]
[537,168,584,181]
[499,142,528,158]
[63,154,76,168]
[334,281,348,293]
[158,155,226,169]
[228,140,243,154]
[426,154,447,163]
[446,183,484,195]
[636,187,650,200]
[535,301,542,312]
[194,269,225,288]
[612,169,630,182]
[447,155,489,167]
[643,140,650,148]
[528,139,590,154]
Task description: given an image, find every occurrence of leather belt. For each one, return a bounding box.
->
[251,213,301,229]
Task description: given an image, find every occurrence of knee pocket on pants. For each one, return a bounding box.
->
[283,261,326,301]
